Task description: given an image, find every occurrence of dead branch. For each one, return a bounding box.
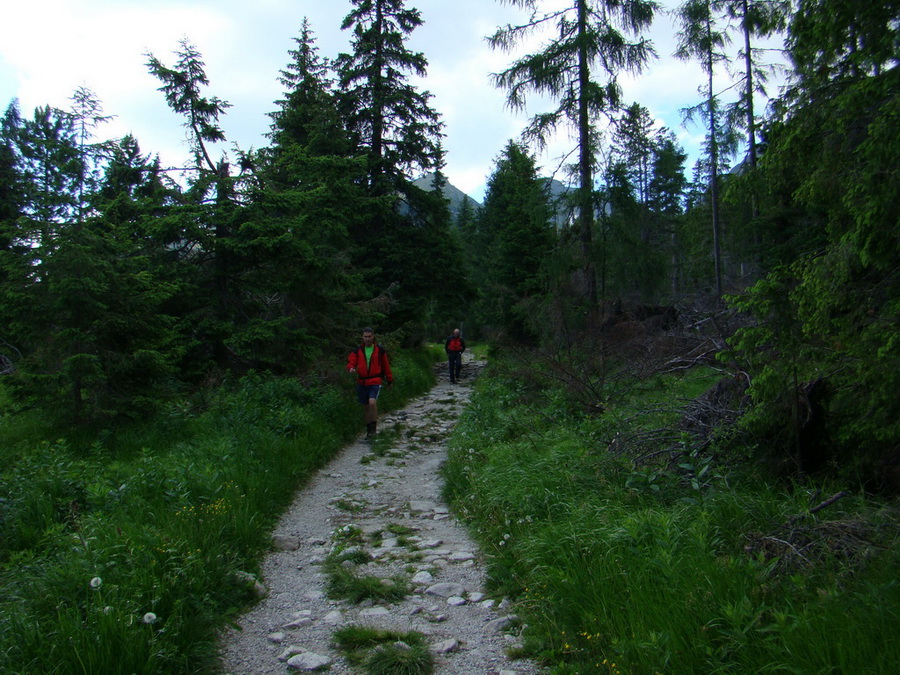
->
[809,491,849,514]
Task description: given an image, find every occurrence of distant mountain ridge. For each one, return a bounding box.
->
[412,173,481,220]
[414,172,574,229]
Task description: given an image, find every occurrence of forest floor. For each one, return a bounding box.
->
[218,352,542,674]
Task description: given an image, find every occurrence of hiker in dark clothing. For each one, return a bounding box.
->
[444,328,466,383]
[347,328,393,439]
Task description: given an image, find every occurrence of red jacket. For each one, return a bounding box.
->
[347,343,393,386]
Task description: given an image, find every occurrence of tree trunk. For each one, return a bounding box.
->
[707,18,723,298]
[577,0,598,313]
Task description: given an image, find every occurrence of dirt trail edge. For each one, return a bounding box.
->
[219,353,542,674]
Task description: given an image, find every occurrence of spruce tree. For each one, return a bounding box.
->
[248,19,367,366]
[335,0,443,197]
[715,0,790,171]
[473,141,555,341]
[146,40,239,369]
[0,101,27,373]
[0,102,25,262]
[489,0,657,310]
[0,99,183,422]
[648,131,688,295]
[674,0,735,298]
[334,0,452,336]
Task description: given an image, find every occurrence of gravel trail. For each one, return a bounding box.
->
[219,353,541,674]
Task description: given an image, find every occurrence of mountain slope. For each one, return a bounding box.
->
[412,173,481,220]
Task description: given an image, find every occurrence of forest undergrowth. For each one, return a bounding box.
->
[0,347,440,674]
[442,350,899,674]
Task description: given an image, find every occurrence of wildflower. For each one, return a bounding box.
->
[90,576,103,589]
[142,612,157,624]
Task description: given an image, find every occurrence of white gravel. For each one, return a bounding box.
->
[218,354,542,674]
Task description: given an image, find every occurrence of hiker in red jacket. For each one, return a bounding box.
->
[444,328,466,383]
[347,327,393,439]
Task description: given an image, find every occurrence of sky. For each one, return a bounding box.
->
[0,0,788,202]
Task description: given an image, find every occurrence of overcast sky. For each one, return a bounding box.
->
[0,0,788,201]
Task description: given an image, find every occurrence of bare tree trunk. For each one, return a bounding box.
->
[577,0,598,317]
[707,23,723,298]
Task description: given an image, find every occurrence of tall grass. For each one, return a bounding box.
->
[0,349,437,674]
[443,362,900,674]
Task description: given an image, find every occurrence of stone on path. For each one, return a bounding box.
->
[286,652,331,670]
[425,582,465,598]
[412,570,434,584]
[432,638,460,653]
[272,534,301,551]
[322,609,343,625]
[449,551,476,562]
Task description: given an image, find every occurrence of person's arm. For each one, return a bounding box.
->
[347,349,358,373]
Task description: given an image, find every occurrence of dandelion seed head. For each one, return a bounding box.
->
[90,576,102,589]
[142,612,157,624]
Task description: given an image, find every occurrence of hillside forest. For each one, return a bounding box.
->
[0,0,898,672]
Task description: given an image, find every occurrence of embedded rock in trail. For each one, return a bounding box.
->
[219,354,541,675]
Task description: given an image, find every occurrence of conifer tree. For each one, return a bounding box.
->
[0,101,27,372]
[675,0,736,297]
[648,131,688,294]
[0,97,184,422]
[16,105,81,252]
[603,114,687,301]
[248,19,366,365]
[0,102,25,261]
[715,0,790,170]
[613,103,657,242]
[146,40,239,368]
[335,0,444,197]
[334,0,452,336]
[489,0,657,310]
[70,86,114,224]
[473,141,555,340]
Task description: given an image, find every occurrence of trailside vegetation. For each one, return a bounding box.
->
[0,350,437,674]
[443,356,899,673]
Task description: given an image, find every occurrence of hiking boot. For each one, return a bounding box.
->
[365,422,377,439]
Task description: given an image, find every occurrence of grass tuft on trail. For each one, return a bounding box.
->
[333,625,433,674]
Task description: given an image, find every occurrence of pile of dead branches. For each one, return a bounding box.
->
[743,492,896,575]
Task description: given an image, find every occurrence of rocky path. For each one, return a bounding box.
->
[219,354,541,674]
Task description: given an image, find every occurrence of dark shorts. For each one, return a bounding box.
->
[355,384,382,405]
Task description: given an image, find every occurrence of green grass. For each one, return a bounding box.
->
[0,349,439,675]
[323,556,411,604]
[442,359,900,674]
[333,625,434,674]
[367,422,404,457]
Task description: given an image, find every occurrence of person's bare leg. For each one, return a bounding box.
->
[365,399,378,437]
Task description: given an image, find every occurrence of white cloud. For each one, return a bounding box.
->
[0,0,788,196]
